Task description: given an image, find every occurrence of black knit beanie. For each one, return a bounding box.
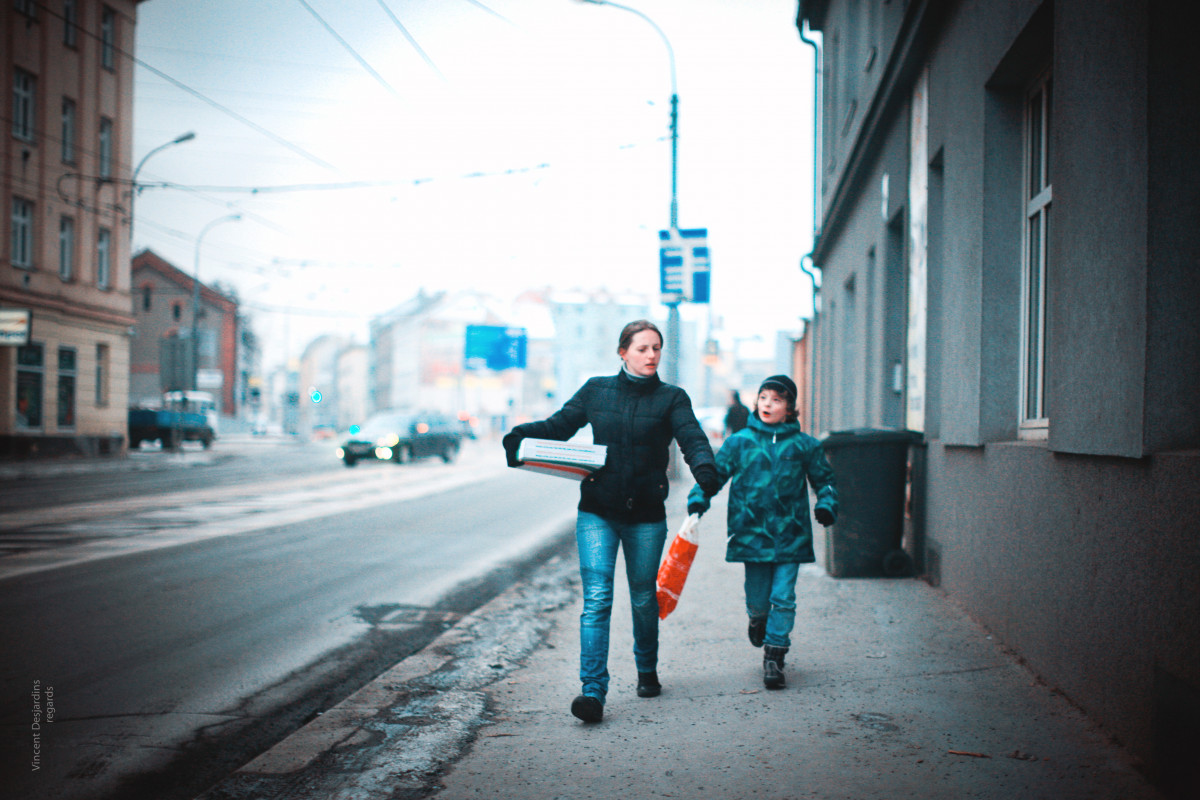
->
[758,375,797,401]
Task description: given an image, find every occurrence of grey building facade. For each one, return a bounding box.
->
[798,0,1199,793]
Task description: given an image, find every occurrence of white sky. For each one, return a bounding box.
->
[131,0,818,369]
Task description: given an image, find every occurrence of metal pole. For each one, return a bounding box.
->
[578,1,682,385]
[128,131,195,237]
[191,213,241,391]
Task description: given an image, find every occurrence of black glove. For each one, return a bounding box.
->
[694,464,721,497]
[687,502,706,517]
[502,433,523,468]
[814,506,835,526]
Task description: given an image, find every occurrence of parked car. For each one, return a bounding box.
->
[336,410,462,467]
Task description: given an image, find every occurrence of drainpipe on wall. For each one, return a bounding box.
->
[798,16,822,434]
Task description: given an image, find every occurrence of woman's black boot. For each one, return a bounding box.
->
[763,646,788,690]
[636,671,662,697]
[571,694,604,722]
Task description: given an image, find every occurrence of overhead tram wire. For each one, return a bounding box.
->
[458,0,512,23]
[296,0,403,99]
[373,0,444,79]
[32,0,336,172]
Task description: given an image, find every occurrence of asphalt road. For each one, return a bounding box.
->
[0,438,579,800]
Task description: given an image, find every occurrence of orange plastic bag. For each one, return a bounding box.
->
[656,514,701,619]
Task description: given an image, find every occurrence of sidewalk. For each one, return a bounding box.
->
[199,492,1163,800]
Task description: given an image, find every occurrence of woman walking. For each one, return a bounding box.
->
[503,320,720,723]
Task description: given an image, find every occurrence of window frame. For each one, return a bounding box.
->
[12,68,36,143]
[61,97,76,163]
[1019,70,1052,439]
[16,342,45,430]
[63,0,79,47]
[95,343,110,407]
[59,215,75,280]
[58,346,77,429]
[99,116,114,179]
[11,197,34,268]
[97,227,112,289]
[100,6,117,70]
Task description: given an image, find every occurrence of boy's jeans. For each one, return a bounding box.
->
[575,511,668,701]
[743,561,801,649]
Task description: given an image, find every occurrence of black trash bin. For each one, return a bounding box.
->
[819,428,919,578]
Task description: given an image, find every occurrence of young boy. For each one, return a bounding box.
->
[686,375,838,689]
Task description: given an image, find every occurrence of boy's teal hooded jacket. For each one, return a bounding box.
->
[687,414,838,564]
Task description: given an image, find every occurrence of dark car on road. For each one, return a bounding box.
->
[336,410,462,467]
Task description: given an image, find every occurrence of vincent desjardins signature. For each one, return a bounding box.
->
[31,679,56,771]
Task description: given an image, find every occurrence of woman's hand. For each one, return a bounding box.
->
[693,464,721,497]
[502,433,524,467]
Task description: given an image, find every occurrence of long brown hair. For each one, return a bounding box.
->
[617,320,663,354]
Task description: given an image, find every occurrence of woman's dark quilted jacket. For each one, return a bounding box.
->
[504,371,716,522]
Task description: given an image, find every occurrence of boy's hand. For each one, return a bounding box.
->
[814,507,835,526]
[687,502,706,517]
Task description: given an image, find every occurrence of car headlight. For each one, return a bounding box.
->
[380,433,400,447]
[375,446,393,460]
[336,447,345,459]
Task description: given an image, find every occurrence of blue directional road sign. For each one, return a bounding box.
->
[464,325,527,371]
[658,228,710,304]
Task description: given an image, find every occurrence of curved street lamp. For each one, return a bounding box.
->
[191,213,241,391]
[577,0,682,386]
[128,131,196,236]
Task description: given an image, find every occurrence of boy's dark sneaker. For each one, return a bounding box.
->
[636,671,662,697]
[571,694,604,722]
[763,645,788,690]
[748,617,767,648]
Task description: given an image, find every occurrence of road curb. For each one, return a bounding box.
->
[195,518,579,800]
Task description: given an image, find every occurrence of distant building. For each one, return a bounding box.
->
[130,250,239,415]
[0,0,148,457]
[798,0,1200,790]
[297,333,348,434]
[334,343,367,431]
[533,288,651,408]
[368,290,535,431]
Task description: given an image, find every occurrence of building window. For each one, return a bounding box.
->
[63,0,78,46]
[15,0,36,20]
[99,117,113,179]
[101,6,116,70]
[11,197,34,268]
[61,97,76,163]
[12,68,36,142]
[173,302,182,321]
[95,343,110,407]
[16,343,44,429]
[58,347,77,428]
[142,285,152,311]
[59,216,75,280]
[97,227,112,289]
[1020,71,1052,437]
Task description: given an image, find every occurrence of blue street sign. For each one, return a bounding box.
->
[659,228,710,304]
[464,325,527,371]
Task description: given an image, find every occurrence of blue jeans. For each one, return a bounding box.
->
[575,511,668,701]
[743,562,801,649]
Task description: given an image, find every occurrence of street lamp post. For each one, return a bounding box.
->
[191,213,241,391]
[128,131,196,236]
[578,0,682,385]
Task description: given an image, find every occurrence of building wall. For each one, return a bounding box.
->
[129,250,239,415]
[1,0,145,457]
[801,0,1200,788]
